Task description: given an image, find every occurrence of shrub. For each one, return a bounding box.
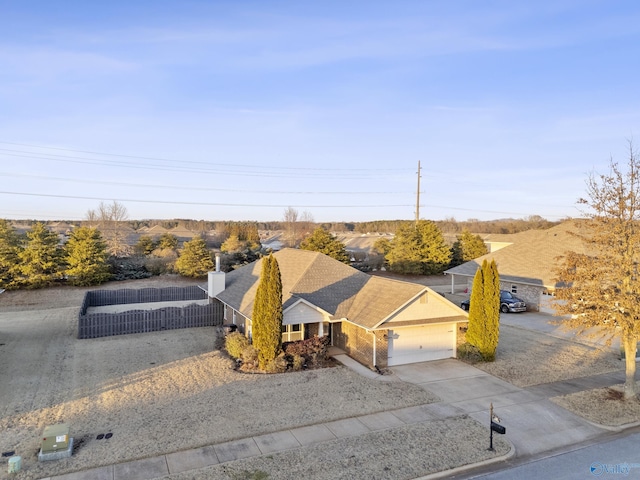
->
[225,332,250,360]
[144,255,175,276]
[241,345,259,369]
[264,352,288,374]
[284,336,330,367]
[291,354,305,371]
[457,342,482,363]
[108,256,151,281]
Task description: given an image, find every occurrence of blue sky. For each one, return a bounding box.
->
[2,1,640,223]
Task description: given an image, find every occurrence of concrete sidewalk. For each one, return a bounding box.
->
[42,348,625,480]
[42,400,486,480]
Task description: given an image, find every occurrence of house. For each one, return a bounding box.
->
[444,221,588,312]
[210,248,468,368]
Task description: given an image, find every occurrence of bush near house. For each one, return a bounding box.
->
[225,332,251,360]
[225,333,331,373]
[284,336,331,368]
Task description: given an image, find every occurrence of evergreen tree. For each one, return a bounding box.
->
[220,234,243,253]
[158,233,179,250]
[15,222,63,288]
[466,259,500,361]
[135,235,156,255]
[465,261,485,351]
[64,226,111,286]
[483,260,501,361]
[385,220,451,274]
[300,227,350,264]
[373,237,392,256]
[252,254,283,370]
[174,236,214,278]
[0,219,22,289]
[450,230,488,266]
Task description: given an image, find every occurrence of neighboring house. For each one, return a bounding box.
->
[444,221,588,312]
[210,248,468,369]
[144,225,169,237]
[169,226,201,243]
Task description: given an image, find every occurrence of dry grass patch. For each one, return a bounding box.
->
[465,325,621,387]
[551,385,640,427]
[160,416,510,480]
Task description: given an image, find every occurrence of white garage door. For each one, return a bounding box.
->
[387,323,455,366]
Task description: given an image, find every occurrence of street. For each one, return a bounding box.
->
[453,428,640,480]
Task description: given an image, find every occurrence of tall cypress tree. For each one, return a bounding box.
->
[465,260,486,350]
[252,254,283,370]
[483,260,500,361]
[466,259,501,361]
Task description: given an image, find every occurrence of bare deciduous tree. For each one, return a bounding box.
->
[282,207,299,247]
[554,141,640,399]
[95,201,131,257]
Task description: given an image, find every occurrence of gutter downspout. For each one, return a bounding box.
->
[368,329,377,368]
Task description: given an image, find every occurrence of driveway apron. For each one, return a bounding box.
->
[391,359,607,457]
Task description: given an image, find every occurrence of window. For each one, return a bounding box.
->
[282,323,304,342]
[511,285,518,294]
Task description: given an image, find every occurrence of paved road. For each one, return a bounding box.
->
[452,428,640,480]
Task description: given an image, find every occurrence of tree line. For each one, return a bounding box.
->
[0,219,219,289]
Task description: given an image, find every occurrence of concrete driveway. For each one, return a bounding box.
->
[500,311,621,352]
[391,359,607,457]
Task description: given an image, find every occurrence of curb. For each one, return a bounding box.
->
[413,439,516,480]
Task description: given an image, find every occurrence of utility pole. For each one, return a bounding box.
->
[415,160,421,225]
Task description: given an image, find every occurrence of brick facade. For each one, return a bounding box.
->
[333,322,389,369]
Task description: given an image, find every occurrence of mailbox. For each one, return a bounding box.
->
[41,424,70,454]
[490,421,506,435]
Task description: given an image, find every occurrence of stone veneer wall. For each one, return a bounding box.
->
[465,279,542,312]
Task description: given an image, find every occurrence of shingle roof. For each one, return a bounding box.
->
[445,220,590,288]
[215,248,432,330]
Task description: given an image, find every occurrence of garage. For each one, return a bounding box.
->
[387,323,456,366]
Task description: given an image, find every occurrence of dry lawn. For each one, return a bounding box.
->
[470,325,622,388]
[551,386,640,427]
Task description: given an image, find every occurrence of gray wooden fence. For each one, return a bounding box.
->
[78,286,224,339]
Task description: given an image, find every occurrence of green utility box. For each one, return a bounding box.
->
[41,424,70,454]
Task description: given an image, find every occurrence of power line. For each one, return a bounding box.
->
[0,172,408,196]
[0,190,414,208]
[0,190,575,219]
[0,150,400,180]
[0,142,412,174]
